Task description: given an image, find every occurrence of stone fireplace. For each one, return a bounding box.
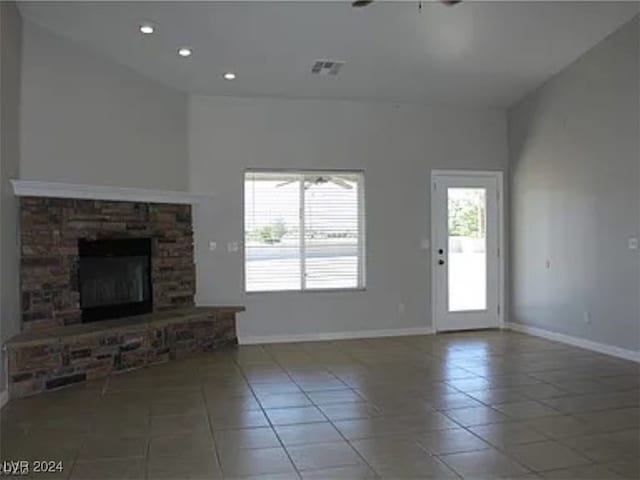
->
[6,188,243,398]
[20,197,195,331]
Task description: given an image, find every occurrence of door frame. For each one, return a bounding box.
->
[430,169,505,332]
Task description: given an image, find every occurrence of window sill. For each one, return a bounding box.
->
[246,287,367,295]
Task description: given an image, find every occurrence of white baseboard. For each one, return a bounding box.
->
[239,326,434,345]
[0,390,8,410]
[507,322,640,363]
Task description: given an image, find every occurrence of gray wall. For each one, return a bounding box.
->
[0,1,22,396]
[189,96,508,341]
[20,22,189,191]
[509,16,640,351]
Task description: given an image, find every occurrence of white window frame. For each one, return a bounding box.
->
[244,169,366,293]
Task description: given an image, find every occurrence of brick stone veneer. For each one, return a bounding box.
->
[20,197,195,331]
[7,307,242,398]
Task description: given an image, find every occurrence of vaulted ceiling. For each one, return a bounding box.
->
[19,1,639,107]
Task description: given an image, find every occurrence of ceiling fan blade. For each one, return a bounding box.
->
[330,178,354,189]
[276,180,296,188]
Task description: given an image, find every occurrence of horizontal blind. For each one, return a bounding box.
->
[245,172,301,292]
[245,171,364,292]
[303,173,362,289]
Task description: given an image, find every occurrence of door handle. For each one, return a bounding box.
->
[438,259,445,265]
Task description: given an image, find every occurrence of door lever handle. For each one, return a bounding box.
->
[438,259,445,265]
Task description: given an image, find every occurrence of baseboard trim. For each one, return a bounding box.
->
[507,322,640,363]
[239,326,434,345]
[0,390,9,409]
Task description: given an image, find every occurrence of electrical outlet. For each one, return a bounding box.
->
[583,311,592,324]
[227,241,239,252]
[628,237,638,250]
[398,303,406,315]
[209,241,217,252]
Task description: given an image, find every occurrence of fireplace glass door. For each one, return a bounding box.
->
[78,238,152,322]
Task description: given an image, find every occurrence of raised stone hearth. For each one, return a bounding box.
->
[9,191,243,399]
[7,307,243,398]
[20,197,196,330]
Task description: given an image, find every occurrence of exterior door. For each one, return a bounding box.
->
[432,172,502,331]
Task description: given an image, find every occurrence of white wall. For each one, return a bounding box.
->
[20,22,189,191]
[509,16,640,351]
[189,96,507,340]
[0,1,22,397]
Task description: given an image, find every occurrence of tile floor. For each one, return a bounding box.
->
[1,331,638,479]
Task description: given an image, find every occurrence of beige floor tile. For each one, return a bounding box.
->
[516,383,569,400]
[218,446,296,477]
[5,331,639,480]
[350,435,435,465]
[506,440,592,472]
[318,402,382,421]
[306,389,364,405]
[492,400,562,420]
[148,431,215,458]
[465,388,530,406]
[559,430,640,462]
[214,426,281,450]
[78,435,148,460]
[265,406,327,426]
[238,474,301,480]
[209,408,270,430]
[520,415,598,439]
[150,412,209,435]
[604,459,640,479]
[258,393,314,409]
[540,464,625,479]
[425,392,486,410]
[251,383,304,396]
[416,428,492,455]
[440,448,531,478]
[575,407,640,432]
[300,464,377,479]
[469,422,548,448]
[372,456,459,478]
[275,422,343,446]
[70,458,146,480]
[443,405,510,427]
[150,399,206,417]
[3,432,84,460]
[146,453,222,479]
[286,441,363,471]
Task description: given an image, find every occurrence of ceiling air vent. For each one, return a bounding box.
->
[311,60,345,76]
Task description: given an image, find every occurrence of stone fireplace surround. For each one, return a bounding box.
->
[20,196,196,331]
[6,184,242,398]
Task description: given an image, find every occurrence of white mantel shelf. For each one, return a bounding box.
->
[10,180,205,205]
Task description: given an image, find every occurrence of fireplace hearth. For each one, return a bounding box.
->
[78,238,153,323]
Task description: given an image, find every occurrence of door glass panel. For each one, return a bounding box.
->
[447,188,487,312]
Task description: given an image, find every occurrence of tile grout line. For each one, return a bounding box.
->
[260,343,381,478]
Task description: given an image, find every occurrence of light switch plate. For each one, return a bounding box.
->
[420,238,431,250]
[227,241,239,252]
[629,237,638,250]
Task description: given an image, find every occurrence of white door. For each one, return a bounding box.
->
[432,172,502,331]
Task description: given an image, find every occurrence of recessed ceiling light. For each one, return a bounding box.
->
[178,47,192,58]
[223,72,236,80]
[139,23,154,34]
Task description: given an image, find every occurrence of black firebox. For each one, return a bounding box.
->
[78,238,152,323]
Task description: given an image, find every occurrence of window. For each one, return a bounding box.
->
[244,171,365,292]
